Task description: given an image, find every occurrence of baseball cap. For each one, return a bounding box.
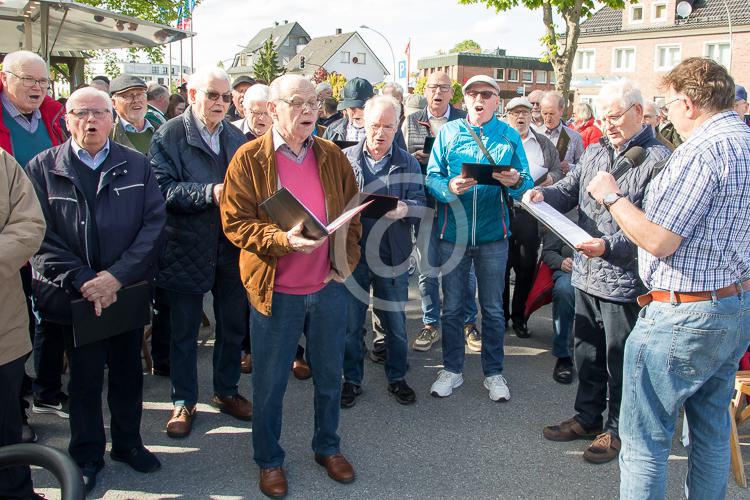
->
[736,85,747,102]
[337,77,374,110]
[109,74,147,95]
[462,75,500,95]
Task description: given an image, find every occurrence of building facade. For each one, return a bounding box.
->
[86,59,192,87]
[229,21,310,77]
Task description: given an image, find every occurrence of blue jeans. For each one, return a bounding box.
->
[416,217,477,327]
[619,291,750,500]
[344,261,409,385]
[249,282,348,469]
[551,271,574,359]
[438,239,508,376]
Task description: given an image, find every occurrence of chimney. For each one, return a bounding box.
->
[284,20,288,24]
[335,28,342,35]
[274,21,279,26]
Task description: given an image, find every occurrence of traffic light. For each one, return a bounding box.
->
[299,56,306,69]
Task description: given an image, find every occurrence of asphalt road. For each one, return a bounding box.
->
[27,277,748,499]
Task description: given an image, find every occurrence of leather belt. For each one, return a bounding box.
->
[637,279,750,307]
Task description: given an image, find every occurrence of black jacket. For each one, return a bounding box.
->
[541,125,671,302]
[148,108,246,294]
[24,139,166,324]
[324,116,407,151]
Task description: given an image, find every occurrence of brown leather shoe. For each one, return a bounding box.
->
[166,405,196,438]
[241,353,253,374]
[543,417,602,442]
[583,432,621,464]
[292,357,311,380]
[314,453,355,483]
[211,393,252,421]
[259,466,287,498]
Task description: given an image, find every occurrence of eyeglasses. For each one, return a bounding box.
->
[529,101,541,107]
[426,84,452,92]
[113,91,147,103]
[508,109,531,116]
[197,89,232,103]
[465,90,498,100]
[68,108,110,120]
[4,71,50,89]
[367,123,397,132]
[601,103,635,125]
[249,110,270,118]
[278,98,322,111]
[662,96,684,110]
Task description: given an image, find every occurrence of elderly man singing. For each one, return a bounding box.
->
[232,84,271,141]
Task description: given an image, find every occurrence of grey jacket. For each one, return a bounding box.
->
[527,128,564,186]
[540,125,671,302]
[401,106,467,161]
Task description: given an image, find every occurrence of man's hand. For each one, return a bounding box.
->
[212,183,224,204]
[586,172,619,204]
[324,269,345,283]
[576,238,606,258]
[81,271,122,315]
[449,176,477,195]
[286,222,326,253]
[492,168,521,187]
[385,201,409,220]
[522,189,544,204]
[561,257,573,273]
[414,150,429,164]
[561,161,571,175]
[538,174,554,188]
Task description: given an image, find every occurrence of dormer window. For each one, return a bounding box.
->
[653,3,667,21]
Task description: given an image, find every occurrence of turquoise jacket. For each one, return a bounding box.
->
[425,115,533,245]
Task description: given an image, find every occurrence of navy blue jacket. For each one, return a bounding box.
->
[344,140,425,272]
[325,116,408,151]
[24,139,166,324]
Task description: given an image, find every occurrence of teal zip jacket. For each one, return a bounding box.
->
[425,115,533,245]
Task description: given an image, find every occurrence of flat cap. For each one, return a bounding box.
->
[462,75,500,94]
[506,96,532,111]
[110,74,147,95]
[232,75,256,89]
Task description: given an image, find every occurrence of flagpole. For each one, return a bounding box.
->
[407,38,411,88]
[168,42,173,90]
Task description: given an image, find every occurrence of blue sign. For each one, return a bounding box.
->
[398,60,407,79]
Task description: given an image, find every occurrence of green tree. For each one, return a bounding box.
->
[459,0,633,102]
[415,76,463,106]
[325,72,347,101]
[252,36,285,84]
[450,39,482,54]
[103,51,122,79]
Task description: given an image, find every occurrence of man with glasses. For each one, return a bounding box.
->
[24,87,166,494]
[228,75,256,122]
[149,66,251,439]
[110,75,162,155]
[221,74,362,498]
[527,89,546,129]
[232,84,271,141]
[534,92,584,177]
[426,75,533,402]
[525,79,670,464]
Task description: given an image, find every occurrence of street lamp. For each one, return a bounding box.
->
[359,24,396,83]
[676,0,732,73]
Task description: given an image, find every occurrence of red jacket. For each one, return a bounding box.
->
[575,118,603,149]
[0,79,66,155]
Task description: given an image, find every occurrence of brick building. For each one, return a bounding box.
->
[573,0,750,111]
[417,50,555,113]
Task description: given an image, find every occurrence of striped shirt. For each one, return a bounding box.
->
[639,111,750,291]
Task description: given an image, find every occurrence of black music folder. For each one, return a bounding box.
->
[333,140,358,150]
[556,127,570,162]
[422,136,435,155]
[71,281,151,347]
[358,193,399,218]
[461,162,512,186]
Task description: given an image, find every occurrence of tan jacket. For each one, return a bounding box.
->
[220,130,361,316]
[0,149,45,365]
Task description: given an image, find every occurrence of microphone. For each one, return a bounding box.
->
[610,146,647,180]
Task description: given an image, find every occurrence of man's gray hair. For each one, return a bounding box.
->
[3,50,47,74]
[316,82,332,94]
[643,100,658,116]
[574,102,593,121]
[66,87,113,113]
[187,66,230,91]
[268,74,313,102]
[527,89,545,101]
[542,91,565,110]
[364,95,401,126]
[381,82,404,100]
[242,84,270,109]
[147,82,169,101]
[597,79,643,110]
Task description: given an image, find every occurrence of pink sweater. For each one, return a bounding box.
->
[274,150,331,294]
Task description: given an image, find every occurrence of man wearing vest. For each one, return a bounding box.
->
[110,75,161,155]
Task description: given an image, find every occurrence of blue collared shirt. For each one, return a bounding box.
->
[1,90,41,133]
[345,122,366,142]
[272,127,314,165]
[118,115,154,133]
[639,110,750,291]
[71,138,110,170]
[363,145,392,176]
[192,108,223,155]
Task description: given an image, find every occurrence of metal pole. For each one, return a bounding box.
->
[721,0,732,74]
[189,15,194,76]
[168,42,172,89]
[40,3,49,65]
[360,25,396,83]
[179,39,183,86]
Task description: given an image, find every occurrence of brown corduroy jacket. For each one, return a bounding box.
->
[220,130,361,316]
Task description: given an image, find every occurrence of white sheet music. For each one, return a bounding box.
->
[520,200,592,249]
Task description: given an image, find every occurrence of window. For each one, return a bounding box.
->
[495,68,505,80]
[653,3,667,21]
[521,70,533,83]
[535,70,547,84]
[158,78,164,84]
[550,72,556,84]
[705,42,731,68]
[574,49,595,72]
[340,51,350,63]
[630,5,643,22]
[497,99,505,115]
[507,69,519,81]
[655,45,680,71]
[151,66,159,74]
[351,52,366,64]
[613,47,636,72]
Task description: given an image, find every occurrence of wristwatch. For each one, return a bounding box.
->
[602,192,625,210]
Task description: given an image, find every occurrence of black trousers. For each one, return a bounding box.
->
[503,209,540,322]
[0,354,34,498]
[572,289,639,437]
[46,321,144,465]
[150,287,172,368]
[32,320,65,401]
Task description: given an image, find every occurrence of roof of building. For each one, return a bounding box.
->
[417,51,552,71]
[581,0,750,37]
[241,21,308,54]
[286,32,389,75]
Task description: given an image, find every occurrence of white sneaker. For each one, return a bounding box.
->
[484,374,510,402]
[430,370,463,398]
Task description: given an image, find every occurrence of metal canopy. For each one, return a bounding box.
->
[0,0,193,58]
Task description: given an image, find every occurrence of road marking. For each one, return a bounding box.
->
[205,426,252,435]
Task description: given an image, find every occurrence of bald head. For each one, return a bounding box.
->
[269,74,315,103]
[427,71,451,87]
[424,71,454,116]
[527,89,545,124]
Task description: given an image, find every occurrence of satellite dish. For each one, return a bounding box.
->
[352,56,359,64]
[676,1,693,18]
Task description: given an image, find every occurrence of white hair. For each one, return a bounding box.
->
[597,79,643,110]
[643,100,658,116]
[3,50,47,74]
[364,95,401,126]
[574,102,593,121]
[187,66,230,91]
[316,82,332,93]
[242,84,270,110]
[380,82,404,99]
[66,87,113,112]
[268,74,314,102]
[541,91,565,110]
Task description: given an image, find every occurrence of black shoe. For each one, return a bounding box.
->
[553,357,574,384]
[367,348,386,365]
[32,393,69,419]
[388,380,416,405]
[340,382,362,409]
[151,363,170,377]
[512,319,530,339]
[80,460,104,495]
[110,446,161,473]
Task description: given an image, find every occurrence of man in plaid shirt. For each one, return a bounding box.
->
[587,58,750,500]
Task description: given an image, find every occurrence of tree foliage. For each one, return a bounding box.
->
[451,39,482,54]
[311,67,329,85]
[414,76,464,106]
[325,72,347,101]
[252,36,285,84]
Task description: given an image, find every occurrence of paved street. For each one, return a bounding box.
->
[28,277,748,499]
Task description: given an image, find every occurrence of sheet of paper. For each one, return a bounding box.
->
[520,200,592,249]
[326,200,373,234]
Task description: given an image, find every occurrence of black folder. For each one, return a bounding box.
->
[460,162,512,186]
[422,136,435,154]
[333,140,358,150]
[556,127,570,162]
[358,193,399,218]
[71,281,151,348]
